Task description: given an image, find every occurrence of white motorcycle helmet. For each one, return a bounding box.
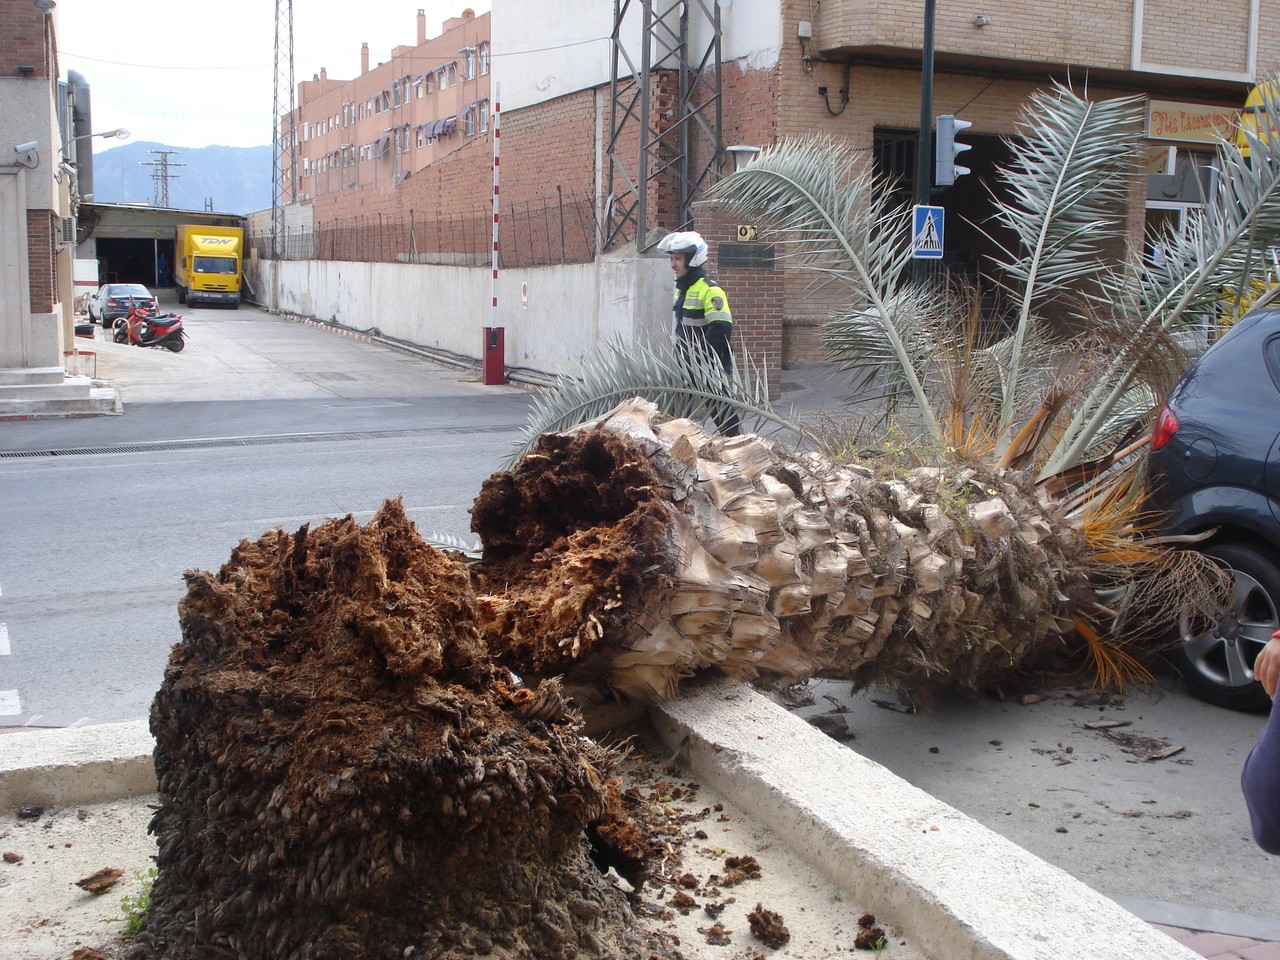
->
[657,230,709,268]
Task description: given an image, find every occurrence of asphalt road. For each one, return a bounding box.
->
[2,302,1278,933]
[0,302,534,728]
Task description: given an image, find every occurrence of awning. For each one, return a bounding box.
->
[417,116,457,139]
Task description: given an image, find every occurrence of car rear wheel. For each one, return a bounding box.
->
[1172,543,1279,711]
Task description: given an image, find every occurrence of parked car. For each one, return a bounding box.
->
[1146,306,1280,710]
[88,283,157,328]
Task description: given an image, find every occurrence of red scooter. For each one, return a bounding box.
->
[113,304,186,352]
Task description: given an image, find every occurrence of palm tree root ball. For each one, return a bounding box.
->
[128,499,649,960]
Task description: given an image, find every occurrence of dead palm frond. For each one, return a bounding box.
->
[1074,617,1157,691]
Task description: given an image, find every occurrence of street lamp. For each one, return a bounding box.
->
[68,128,130,149]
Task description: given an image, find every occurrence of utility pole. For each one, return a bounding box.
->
[142,149,183,208]
[272,0,297,262]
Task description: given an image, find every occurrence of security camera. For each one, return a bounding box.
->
[14,141,38,154]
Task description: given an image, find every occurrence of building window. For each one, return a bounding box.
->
[480,100,489,134]
[436,68,446,90]
[463,106,476,136]
[447,62,457,86]
[462,48,475,81]
[479,42,489,75]
[426,73,434,94]
[392,84,401,107]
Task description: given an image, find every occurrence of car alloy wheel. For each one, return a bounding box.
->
[1173,543,1279,711]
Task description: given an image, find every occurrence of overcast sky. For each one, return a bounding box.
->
[55,0,492,152]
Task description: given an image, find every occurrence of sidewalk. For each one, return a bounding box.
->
[2,684,1203,960]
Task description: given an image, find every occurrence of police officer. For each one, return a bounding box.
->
[658,230,741,436]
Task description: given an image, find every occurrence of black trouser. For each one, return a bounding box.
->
[676,321,741,437]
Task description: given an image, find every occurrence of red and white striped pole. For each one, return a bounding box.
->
[483,82,505,385]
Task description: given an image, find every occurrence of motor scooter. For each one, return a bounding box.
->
[113,304,186,352]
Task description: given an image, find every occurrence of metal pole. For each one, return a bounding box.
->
[914,0,936,209]
[913,0,937,282]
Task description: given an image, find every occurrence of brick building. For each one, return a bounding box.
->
[286,9,493,255]
[272,1,1276,386]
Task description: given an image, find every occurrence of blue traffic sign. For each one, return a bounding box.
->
[912,204,944,259]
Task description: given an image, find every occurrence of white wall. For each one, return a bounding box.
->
[0,81,59,212]
[492,0,780,112]
[261,252,672,376]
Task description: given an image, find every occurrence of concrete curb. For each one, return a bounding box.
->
[0,688,1197,960]
[0,720,155,809]
[648,680,1198,960]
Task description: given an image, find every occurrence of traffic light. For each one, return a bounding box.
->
[935,114,973,187]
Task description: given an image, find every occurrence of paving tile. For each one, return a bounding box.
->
[1180,932,1261,957]
[1155,925,1200,944]
[1239,943,1280,960]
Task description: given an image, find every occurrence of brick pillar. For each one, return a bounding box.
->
[692,201,783,398]
[27,211,56,314]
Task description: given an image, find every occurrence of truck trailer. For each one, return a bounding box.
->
[175,224,244,307]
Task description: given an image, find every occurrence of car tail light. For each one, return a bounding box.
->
[1152,404,1179,451]
[106,298,118,307]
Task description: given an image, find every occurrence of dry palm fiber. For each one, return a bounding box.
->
[471,398,1097,703]
[131,498,647,960]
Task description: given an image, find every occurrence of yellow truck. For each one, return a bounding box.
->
[174,224,243,308]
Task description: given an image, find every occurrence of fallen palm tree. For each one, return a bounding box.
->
[473,397,1134,704]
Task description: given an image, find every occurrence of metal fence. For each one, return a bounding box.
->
[250,186,608,269]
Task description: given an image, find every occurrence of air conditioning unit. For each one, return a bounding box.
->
[60,216,76,245]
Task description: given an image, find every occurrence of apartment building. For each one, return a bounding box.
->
[289,9,491,222]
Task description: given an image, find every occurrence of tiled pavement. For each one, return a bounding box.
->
[1159,926,1280,959]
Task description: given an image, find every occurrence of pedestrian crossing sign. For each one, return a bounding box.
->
[912,204,944,259]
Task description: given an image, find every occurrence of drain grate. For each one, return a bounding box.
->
[0,423,524,460]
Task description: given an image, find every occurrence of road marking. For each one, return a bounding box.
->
[0,622,8,656]
[0,690,20,715]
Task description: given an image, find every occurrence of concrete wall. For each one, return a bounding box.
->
[492,0,781,113]
[261,253,672,376]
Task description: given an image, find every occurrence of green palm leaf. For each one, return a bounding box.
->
[706,136,941,440]
[1043,78,1280,475]
[981,83,1145,440]
[507,338,808,466]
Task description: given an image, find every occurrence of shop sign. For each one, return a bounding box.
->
[1147,100,1238,144]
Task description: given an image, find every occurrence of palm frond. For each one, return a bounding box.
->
[1044,77,1280,473]
[983,83,1145,439]
[707,136,941,440]
[506,338,808,466]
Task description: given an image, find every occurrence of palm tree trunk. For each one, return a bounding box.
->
[472,399,1094,702]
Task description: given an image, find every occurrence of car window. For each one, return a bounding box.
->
[1266,335,1280,393]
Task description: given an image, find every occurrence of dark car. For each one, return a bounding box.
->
[88,283,157,328]
[1146,306,1280,710]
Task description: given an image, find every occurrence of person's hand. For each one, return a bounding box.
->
[1255,632,1280,699]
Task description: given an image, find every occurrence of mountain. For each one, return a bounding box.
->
[88,142,273,216]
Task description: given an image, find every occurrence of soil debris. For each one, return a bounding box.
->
[747,903,790,948]
[74,866,124,893]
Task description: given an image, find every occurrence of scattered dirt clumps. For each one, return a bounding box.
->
[130,498,656,960]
